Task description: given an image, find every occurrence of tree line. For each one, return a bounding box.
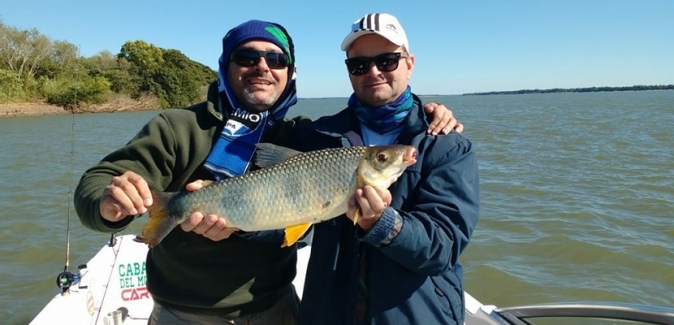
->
[463,85,674,96]
[0,20,217,110]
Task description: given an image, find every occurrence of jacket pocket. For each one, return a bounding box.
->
[430,277,462,321]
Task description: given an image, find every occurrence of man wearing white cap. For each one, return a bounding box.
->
[296,12,480,325]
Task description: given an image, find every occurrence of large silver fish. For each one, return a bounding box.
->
[141,143,417,248]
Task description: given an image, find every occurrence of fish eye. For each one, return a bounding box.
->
[376,153,388,163]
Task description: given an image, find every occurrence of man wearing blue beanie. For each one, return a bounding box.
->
[75,19,462,324]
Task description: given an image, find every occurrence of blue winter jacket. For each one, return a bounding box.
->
[295,95,480,325]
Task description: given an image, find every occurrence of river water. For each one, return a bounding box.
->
[1,90,672,324]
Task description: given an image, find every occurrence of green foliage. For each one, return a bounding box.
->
[0,69,26,102]
[0,21,52,78]
[45,75,111,108]
[117,41,216,108]
[84,50,120,75]
[84,52,139,95]
[2,22,217,109]
[118,40,164,74]
[104,68,139,94]
[21,74,41,100]
[37,40,80,79]
[148,49,217,108]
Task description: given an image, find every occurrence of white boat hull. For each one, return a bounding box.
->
[32,234,315,325]
[32,234,674,325]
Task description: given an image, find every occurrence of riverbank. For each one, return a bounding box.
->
[0,103,70,118]
[0,95,162,118]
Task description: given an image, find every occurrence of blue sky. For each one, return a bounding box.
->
[2,0,672,97]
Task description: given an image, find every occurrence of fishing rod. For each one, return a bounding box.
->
[56,47,81,295]
[53,46,121,296]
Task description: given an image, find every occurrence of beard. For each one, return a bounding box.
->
[240,87,280,112]
[236,69,284,112]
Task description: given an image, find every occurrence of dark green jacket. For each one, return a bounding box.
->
[74,81,311,316]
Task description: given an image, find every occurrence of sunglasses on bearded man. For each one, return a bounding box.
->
[230,49,290,69]
[345,52,408,76]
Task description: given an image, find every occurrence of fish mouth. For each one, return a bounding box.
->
[403,147,417,165]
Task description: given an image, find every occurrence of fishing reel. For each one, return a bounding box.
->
[56,264,85,293]
[56,271,76,292]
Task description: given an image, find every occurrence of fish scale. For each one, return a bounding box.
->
[196,146,365,229]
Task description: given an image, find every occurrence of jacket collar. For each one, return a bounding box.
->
[204,81,231,121]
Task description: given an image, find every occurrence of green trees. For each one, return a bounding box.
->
[116,42,217,108]
[0,20,216,110]
[0,21,50,101]
[0,23,51,79]
[151,49,216,108]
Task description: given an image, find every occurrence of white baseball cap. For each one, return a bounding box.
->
[341,13,409,52]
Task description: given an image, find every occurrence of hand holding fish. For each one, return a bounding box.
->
[346,185,393,231]
[100,171,153,222]
[180,180,240,241]
[424,102,464,135]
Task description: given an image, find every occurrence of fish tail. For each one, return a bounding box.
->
[141,191,179,248]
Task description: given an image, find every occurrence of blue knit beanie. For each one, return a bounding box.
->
[217,20,295,94]
[222,20,294,66]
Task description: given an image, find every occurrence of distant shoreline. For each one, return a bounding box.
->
[462,85,674,96]
[3,85,672,118]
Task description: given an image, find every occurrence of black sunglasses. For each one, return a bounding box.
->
[230,49,290,69]
[345,52,408,76]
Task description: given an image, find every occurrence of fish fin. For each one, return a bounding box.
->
[140,191,179,248]
[353,207,361,225]
[356,173,365,187]
[254,143,303,168]
[282,223,312,248]
[352,173,365,225]
[201,180,213,187]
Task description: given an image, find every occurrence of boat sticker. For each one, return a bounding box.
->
[118,261,147,289]
[86,291,95,315]
[121,287,150,301]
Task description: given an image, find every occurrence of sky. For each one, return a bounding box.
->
[1,0,672,98]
